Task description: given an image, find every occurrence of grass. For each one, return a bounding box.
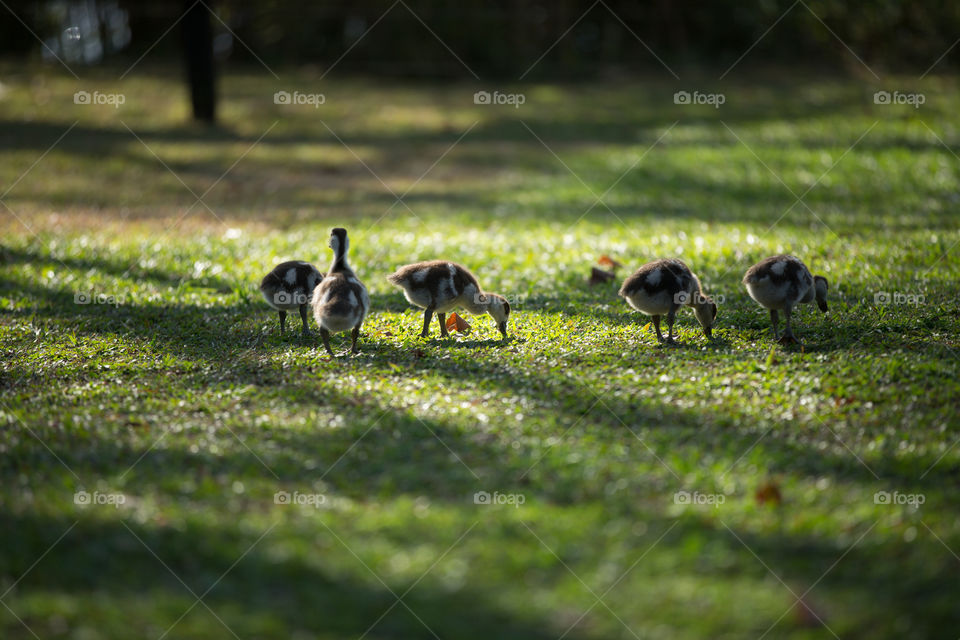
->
[1,63,959,639]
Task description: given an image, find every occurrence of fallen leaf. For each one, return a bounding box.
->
[589,267,616,286]
[446,312,471,333]
[755,480,782,506]
[791,595,825,628]
[597,255,623,271]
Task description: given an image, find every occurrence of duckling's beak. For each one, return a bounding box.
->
[498,321,508,339]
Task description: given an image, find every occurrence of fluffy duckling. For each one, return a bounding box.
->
[259,261,324,336]
[618,258,717,344]
[742,254,828,344]
[387,260,510,339]
[311,228,369,356]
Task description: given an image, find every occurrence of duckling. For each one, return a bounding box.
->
[311,228,369,356]
[259,261,324,336]
[387,260,510,339]
[742,254,828,344]
[618,258,717,344]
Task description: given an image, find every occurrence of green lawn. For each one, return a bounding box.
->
[1,65,959,639]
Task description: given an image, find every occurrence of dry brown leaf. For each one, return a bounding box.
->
[589,267,617,286]
[597,255,623,271]
[791,595,825,628]
[755,480,783,506]
[446,312,471,333]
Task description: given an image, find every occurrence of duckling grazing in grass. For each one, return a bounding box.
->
[743,254,828,344]
[387,260,510,339]
[260,261,324,336]
[311,228,369,356]
[618,258,717,344]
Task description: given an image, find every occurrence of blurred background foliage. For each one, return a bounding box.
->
[1,0,959,78]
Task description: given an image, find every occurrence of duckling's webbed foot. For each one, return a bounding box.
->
[777,333,799,345]
[769,309,780,339]
[652,315,665,342]
[350,324,361,354]
[437,312,450,338]
[320,328,335,356]
[421,307,433,338]
[665,306,678,345]
[299,304,310,337]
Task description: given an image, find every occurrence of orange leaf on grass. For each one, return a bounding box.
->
[597,255,623,271]
[446,312,471,333]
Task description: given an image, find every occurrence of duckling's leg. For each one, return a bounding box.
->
[299,304,310,337]
[769,309,779,339]
[664,305,679,345]
[350,323,361,354]
[778,307,799,344]
[437,312,450,338]
[421,306,434,338]
[652,315,664,342]
[320,328,335,356]
[278,310,287,334]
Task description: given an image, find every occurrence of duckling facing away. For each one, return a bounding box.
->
[387,260,510,339]
[259,261,324,336]
[743,254,828,344]
[311,228,369,356]
[618,258,717,344]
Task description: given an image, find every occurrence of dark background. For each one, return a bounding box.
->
[2,0,958,78]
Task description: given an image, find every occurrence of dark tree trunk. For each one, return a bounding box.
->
[182,0,216,123]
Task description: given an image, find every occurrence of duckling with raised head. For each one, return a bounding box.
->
[311,228,369,356]
[618,258,717,344]
[387,260,510,339]
[742,254,828,344]
[259,261,324,336]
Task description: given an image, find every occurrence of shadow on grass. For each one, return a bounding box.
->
[0,510,588,640]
